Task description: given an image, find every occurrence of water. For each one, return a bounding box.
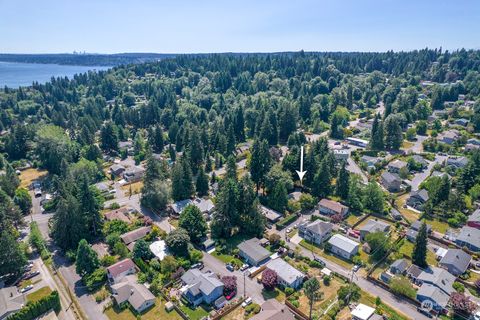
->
[0,61,110,88]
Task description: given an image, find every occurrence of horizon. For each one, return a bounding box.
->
[1,0,479,54]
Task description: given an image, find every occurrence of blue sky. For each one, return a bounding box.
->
[1,0,479,53]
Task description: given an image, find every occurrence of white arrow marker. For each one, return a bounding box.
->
[296,145,307,183]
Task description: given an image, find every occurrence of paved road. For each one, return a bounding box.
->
[410,155,447,191]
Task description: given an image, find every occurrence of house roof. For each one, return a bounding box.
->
[412,155,428,165]
[250,299,295,320]
[107,258,136,279]
[468,209,480,223]
[149,240,169,261]
[261,205,282,222]
[388,159,407,169]
[381,172,401,184]
[104,207,132,223]
[318,199,348,214]
[409,189,429,202]
[391,208,402,218]
[0,287,25,318]
[120,226,151,245]
[418,267,455,295]
[447,156,468,167]
[192,198,215,213]
[111,275,155,311]
[266,258,304,285]
[411,220,432,233]
[407,264,423,278]
[238,238,271,263]
[303,220,333,235]
[359,219,390,234]
[417,283,450,309]
[181,269,223,297]
[457,226,480,249]
[328,234,359,254]
[110,164,125,173]
[351,303,375,320]
[170,199,193,214]
[439,249,471,274]
[390,259,409,273]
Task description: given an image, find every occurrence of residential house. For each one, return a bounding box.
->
[120,226,151,251]
[430,171,451,180]
[390,259,409,275]
[111,275,155,313]
[416,267,456,313]
[346,137,369,148]
[318,199,349,217]
[467,209,480,229]
[406,189,429,210]
[391,208,403,221]
[412,155,428,168]
[455,226,480,252]
[298,220,333,245]
[467,138,480,146]
[261,205,282,224]
[192,198,215,215]
[104,207,134,224]
[454,118,469,127]
[250,299,295,320]
[361,155,381,170]
[333,149,349,161]
[123,166,145,183]
[439,249,472,276]
[110,164,126,177]
[266,258,305,289]
[446,156,468,169]
[359,219,390,242]
[437,130,460,145]
[169,199,193,217]
[380,172,401,192]
[149,240,169,261]
[118,140,133,152]
[0,286,25,320]
[406,220,432,242]
[465,143,480,151]
[406,264,423,282]
[351,303,378,320]
[387,160,407,174]
[107,258,136,284]
[238,238,271,266]
[327,234,359,260]
[180,269,224,307]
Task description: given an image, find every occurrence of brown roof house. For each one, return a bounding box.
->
[250,299,295,320]
[318,199,349,217]
[120,226,151,251]
[107,258,136,284]
[104,207,135,224]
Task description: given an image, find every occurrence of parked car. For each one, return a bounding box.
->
[286,228,292,233]
[240,264,249,272]
[242,297,253,308]
[226,263,234,272]
[225,291,236,300]
[23,271,40,280]
[191,262,204,270]
[352,265,361,272]
[20,285,33,293]
[314,257,326,267]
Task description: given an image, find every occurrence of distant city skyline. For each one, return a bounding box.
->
[1,0,479,54]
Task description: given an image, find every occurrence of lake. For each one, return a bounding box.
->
[0,61,110,88]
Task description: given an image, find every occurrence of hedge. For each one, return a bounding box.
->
[276,214,298,230]
[8,290,60,320]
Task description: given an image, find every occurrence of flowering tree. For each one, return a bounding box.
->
[450,292,477,317]
[221,275,237,294]
[331,213,343,224]
[261,268,278,291]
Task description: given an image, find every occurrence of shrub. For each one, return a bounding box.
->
[276,214,298,230]
[8,291,61,320]
[84,268,107,292]
[285,287,294,296]
[100,255,116,267]
[453,282,465,293]
[323,275,331,286]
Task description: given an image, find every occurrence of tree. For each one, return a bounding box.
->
[165,228,190,256]
[196,167,209,197]
[77,175,102,237]
[100,122,119,152]
[450,292,477,317]
[336,163,349,200]
[338,283,360,303]
[362,182,384,213]
[0,230,27,277]
[412,222,428,268]
[384,115,403,150]
[365,231,391,261]
[268,182,288,213]
[250,139,271,192]
[133,239,154,260]
[238,176,265,237]
[347,176,364,212]
[370,114,384,150]
[261,269,278,291]
[179,205,207,244]
[76,239,100,277]
[312,160,332,198]
[171,156,194,201]
[14,188,32,215]
[303,278,321,320]
[299,193,316,211]
[51,194,88,250]
[221,276,237,294]
[211,179,238,238]
[141,180,169,211]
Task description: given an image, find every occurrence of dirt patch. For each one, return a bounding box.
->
[19,168,48,188]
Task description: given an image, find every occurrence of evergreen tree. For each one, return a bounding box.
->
[100,122,119,152]
[76,239,100,277]
[226,125,236,155]
[304,278,321,320]
[370,114,384,150]
[171,156,194,201]
[347,176,364,212]
[250,139,271,192]
[363,182,384,213]
[268,182,288,213]
[165,228,190,257]
[384,115,403,150]
[179,205,208,244]
[196,167,209,197]
[0,230,27,277]
[211,179,238,238]
[78,175,102,237]
[336,163,350,200]
[238,176,265,237]
[51,194,88,250]
[152,125,164,153]
[412,222,428,268]
[133,239,154,260]
[225,155,237,182]
[312,160,332,198]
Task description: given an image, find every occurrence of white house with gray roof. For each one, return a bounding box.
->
[298,220,333,245]
[387,159,407,173]
[380,172,401,192]
[180,269,224,307]
[238,238,271,266]
[439,249,472,276]
[327,234,359,260]
[359,219,390,242]
[266,258,305,289]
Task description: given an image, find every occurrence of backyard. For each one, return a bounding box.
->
[300,240,354,269]
[104,297,182,320]
[26,286,52,303]
[398,239,437,266]
[178,303,210,319]
[19,168,48,188]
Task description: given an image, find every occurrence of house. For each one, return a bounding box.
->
[412,155,428,168]
[333,149,349,161]
[455,118,469,127]
[111,275,155,313]
[390,208,403,220]
[107,258,136,284]
[180,269,224,307]
[467,209,480,229]
[439,249,472,276]
[406,220,432,242]
[327,234,359,260]
[359,219,390,242]
[430,171,451,180]
[149,240,169,261]
[446,156,468,169]
[250,299,295,320]
[437,130,460,145]
[390,259,409,275]
[361,155,381,170]
[261,205,282,224]
[0,286,25,320]
[318,199,349,217]
[298,220,333,245]
[192,198,215,215]
[387,160,407,173]
[169,199,193,216]
[416,267,456,313]
[465,143,480,151]
[455,226,480,252]
[406,189,429,210]
[104,207,134,224]
[351,303,376,320]
[123,166,145,183]
[407,264,423,282]
[118,140,133,150]
[467,138,480,146]
[266,258,305,289]
[110,164,126,177]
[120,226,151,251]
[238,238,271,266]
[380,172,401,192]
[346,137,369,148]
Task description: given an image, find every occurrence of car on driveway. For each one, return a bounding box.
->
[20,285,33,293]
[226,263,234,272]
[191,262,204,270]
[242,297,252,307]
[352,265,361,272]
[240,264,249,271]
[286,228,292,233]
[225,290,236,300]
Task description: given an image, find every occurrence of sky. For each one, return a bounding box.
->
[1,0,479,54]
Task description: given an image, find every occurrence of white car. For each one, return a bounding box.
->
[242,297,253,308]
[352,265,361,272]
[286,228,292,233]
[20,285,33,293]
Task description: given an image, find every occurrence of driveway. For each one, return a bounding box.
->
[410,154,447,191]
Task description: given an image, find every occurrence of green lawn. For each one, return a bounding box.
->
[423,218,450,234]
[346,213,365,226]
[398,240,437,266]
[261,288,286,302]
[211,251,243,266]
[26,286,52,303]
[105,297,181,320]
[359,290,409,320]
[179,303,210,319]
[300,240,354,269]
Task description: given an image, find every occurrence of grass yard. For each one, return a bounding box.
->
[211,251,243,266]
[300,240,354,269]
[26,286,52,303]
[179,303,210,319]
[294,276,344,315]
[223,305,246,320]
[346,213,365,226]
[104,297,181,320]
[402,141,415,149]
[19,168,48,188]
[423,218,450,234]
[395,194,420,223]
[121,181,144,196]
[359,290,410,320]
[398,240,437,266]
[262,288,286,302]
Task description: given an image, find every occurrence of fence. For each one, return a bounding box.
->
[285,300,309,320]
[210,298,245,320]
[248,265,266,279]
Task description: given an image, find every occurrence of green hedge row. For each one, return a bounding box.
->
[275,214,298,230]
[8,290,60,320]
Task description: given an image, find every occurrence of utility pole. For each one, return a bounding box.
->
[243,272,246,298]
